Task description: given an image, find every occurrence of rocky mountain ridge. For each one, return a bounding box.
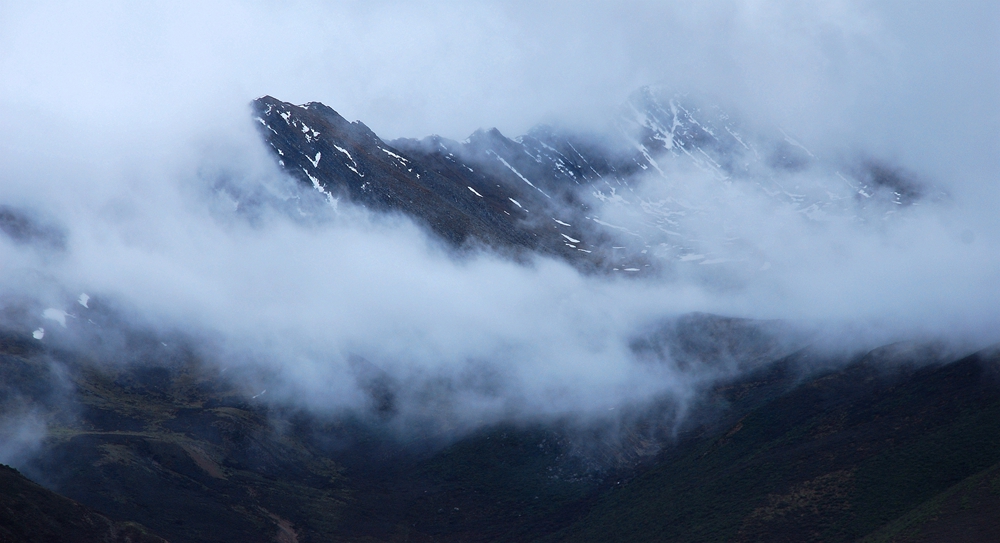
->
[253,87,926,276]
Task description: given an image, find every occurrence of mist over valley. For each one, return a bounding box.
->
[1,2,998,541]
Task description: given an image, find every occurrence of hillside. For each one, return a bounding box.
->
[3,324,999,541]
[0,463,167,543]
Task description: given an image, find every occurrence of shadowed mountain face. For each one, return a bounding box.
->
[252,95,621,271]
[252,88,929,277]
[0,464,168,543]
[0,205,66,250]
[3,321,999,543]
[558,347,1000,543]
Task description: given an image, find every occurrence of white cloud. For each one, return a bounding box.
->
[0,0,996,427]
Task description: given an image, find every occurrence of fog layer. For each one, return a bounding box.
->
[0,1,997,438]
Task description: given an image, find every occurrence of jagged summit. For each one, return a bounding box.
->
[252,88,928,275]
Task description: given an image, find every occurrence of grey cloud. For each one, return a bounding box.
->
[0,1,996,432]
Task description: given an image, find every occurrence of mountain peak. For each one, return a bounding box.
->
[251,89,931,277]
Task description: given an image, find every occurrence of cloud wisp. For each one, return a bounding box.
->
[0,0,996,442]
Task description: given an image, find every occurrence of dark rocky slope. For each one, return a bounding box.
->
[3,322,1000,542]
[0,463,167,543]
[251,89,929,277]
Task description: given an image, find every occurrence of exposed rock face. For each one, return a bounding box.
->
[252,88,929,277]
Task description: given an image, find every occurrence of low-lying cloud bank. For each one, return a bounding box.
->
[0,1,997,452]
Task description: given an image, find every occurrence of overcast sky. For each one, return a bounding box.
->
[0,1,997,429]
[1,1,996,167]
